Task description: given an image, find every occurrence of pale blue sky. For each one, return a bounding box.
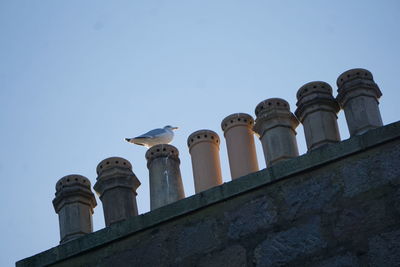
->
[1,1,399,265]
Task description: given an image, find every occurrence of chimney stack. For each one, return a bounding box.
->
[94,157,141,227]
[53,175,97,244]
[146,144,185,210]
[295,81,341,151]
[254,98,299,166]
[188,130,223,193]
[221,113,259,179]
[336,68,383,136]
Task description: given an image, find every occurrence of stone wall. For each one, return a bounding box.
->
[17,121,400,267]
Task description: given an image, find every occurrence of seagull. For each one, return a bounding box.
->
[125,125,178,148]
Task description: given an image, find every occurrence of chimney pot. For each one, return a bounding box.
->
[336,68,383,136]
[146,144,185,210]
[94,157,140,227]
[53,174,96,244]
[295,81,341,150]
[221,113,259,179]
[188,129,223,193]
[254,98,299,166]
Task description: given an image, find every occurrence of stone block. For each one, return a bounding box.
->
[253,217,326,266]
[99,228,170,267]
[311,253,360,267]
[199,245,247,267]
[368,229,400,267]
[280,172,341,221]
[340,142,400,197]
[225,195,277,239]
[176,219,220,259]
[332,199,392,242]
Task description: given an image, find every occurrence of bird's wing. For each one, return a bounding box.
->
[134,128,166,139]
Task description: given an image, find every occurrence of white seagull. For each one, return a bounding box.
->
[125,125,178,148]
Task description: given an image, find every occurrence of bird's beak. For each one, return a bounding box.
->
[172,126,179,130]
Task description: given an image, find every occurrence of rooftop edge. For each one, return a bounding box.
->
[17,120,400,267]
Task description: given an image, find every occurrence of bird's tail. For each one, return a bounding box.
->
[125,137,146,146]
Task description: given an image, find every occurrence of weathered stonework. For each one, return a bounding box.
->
[253,217,327,266]
[295,81,341,150]
[52,175,97,244]
[17,121,400,267]
[254,98,300,166]
[336,68,383,136]
[94,157,141,227]
[224,195,277,240]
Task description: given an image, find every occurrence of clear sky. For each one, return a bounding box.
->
[1,1,399,265]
